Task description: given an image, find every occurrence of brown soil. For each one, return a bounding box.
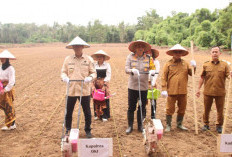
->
[0,43,232,157]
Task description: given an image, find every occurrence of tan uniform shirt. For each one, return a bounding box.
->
[201,60,230,96]
[61,54,96,96]
[162,58,192,95]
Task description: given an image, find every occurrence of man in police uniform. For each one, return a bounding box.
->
[61,36,96,138]
[196,46,231,133]
[161,44,196,132]
[125,40,156,134]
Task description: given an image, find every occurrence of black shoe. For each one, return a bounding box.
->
[202,125,210,131]
[138,126,143,132]
[216,126,222,134]
[126,127,133,135]
[65,129,70,135]
[86,131,92,138]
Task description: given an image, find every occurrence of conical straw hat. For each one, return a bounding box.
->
[146,47,159,58]
[0,50,16,60]
[128,40,151,52]
[66,36,90,49]
[151,48,159,58]
[91,50,110,61]
[166,44,189,56]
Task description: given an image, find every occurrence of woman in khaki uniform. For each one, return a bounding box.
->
[161,44,196,132]
[196,46,231,133]
[0,50,16,131]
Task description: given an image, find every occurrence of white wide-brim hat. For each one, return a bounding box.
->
[91,50,110,61]
[0,50,16,60]
[66,36,90,49]
[128,40,151,52]
[166,44,189,56]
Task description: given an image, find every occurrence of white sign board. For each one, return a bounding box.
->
[218,134,232,153]
[78,138,113,157]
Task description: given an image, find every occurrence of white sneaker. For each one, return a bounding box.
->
[94,116,98,120]
[1,124,16,131]
[102,118,108,122]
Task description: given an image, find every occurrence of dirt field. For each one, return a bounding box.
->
[0,43,232,157]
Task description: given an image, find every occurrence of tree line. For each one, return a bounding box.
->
[0,3,231,48]
[135,3,232,49]
[0,21,135,44]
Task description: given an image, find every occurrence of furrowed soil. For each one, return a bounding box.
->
[0,43,232,157]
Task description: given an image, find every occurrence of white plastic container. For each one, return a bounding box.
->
[62,137,72,157]
[152,119,163,140]
[69,129,79,152]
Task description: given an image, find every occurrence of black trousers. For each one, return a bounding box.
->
[65,96,91,132]
[128,89,147,124]
[105,99,110,118]
[151,99,157,119]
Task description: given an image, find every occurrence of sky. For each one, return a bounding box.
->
[0,0,230,26]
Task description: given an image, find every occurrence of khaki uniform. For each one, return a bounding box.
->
[162,58,193,116]
[61,54,96,96]
[61,53,96,133]
[201,60,230,126]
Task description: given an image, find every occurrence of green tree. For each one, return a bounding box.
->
[189,18,200,36]
[210,25,226,46]
[155,30,168,46]
[134,30,145,40]
[118,22,126,43]
[216,3,232,48]
[125,25,136,42]
[181,36,193,47]
[196,31,212,47]
[195,8,212,23]
[105,26,120,43]
[201,20,212,32]
[89,20,106,43]
[136,9,163,30]
[144,31,155,44]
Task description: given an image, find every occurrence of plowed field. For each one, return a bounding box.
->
[0,43,231,157]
